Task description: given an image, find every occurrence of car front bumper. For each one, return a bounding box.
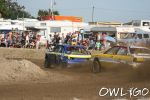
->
[67,58,89,64]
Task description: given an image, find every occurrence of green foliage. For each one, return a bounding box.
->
[0,0,32,19]
[53,11,59,15]
[38,9,60,17]
[0,0,59,19]
[0,0,9,17]
[38,10,49,16]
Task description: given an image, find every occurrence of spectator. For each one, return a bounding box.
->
[30,41,35,49]
[61,33,65,43]
[102,32,107,50]
[25,33,29,48]
[36,35,41,50]
[95,40,101,51]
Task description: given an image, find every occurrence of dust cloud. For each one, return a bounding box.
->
[100,61,150,82]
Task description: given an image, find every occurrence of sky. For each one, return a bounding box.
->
[17,0,150,22]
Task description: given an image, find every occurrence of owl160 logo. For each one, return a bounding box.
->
[99,87,149,98]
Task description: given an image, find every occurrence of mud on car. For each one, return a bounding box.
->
[44,44,91,68]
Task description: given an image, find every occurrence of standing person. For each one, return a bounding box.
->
[36,35,41,50]
[95,40,101,51]
[56,34,60,44]
[64,33,70,44]
[97,33,101,41]
[53,32,57,42]
[12,32,17,47]
[48,34,53,50]
[21,32,26,48]
[52,32,57,46]
[102,32,107,50]
[25,33,29,48]
[0,34,2,45]
[8,31,13,47]
[61,33,65,43]
[59,37,63,45]
[4,35,8,47]
[89,39,95,50]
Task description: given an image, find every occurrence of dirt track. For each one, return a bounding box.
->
[0,48,150,100]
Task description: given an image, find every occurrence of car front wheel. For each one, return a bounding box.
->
[92,59,101,73]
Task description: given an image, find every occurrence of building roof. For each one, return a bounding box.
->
[89,21,122,26]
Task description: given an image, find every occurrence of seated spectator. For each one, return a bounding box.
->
[30,41,35,49]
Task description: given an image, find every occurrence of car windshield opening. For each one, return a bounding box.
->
[66,47,88,55]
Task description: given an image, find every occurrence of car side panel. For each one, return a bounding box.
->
[113,55,133,65]
[98,54,115,68]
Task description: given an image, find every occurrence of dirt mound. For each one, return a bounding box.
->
[0,58,47,83]
[0,58,73,84]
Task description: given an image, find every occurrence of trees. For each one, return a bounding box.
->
[0,0,32,19]
[0,0,60,19]
[0,0,9,18]
[38,10,49,17]
[38,9,60,17]
[53,11,59,16]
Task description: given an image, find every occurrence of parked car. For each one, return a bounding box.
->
[44,44,91,68]
[92,45,150,73]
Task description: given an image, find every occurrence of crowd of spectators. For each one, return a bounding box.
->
[0,31,113,51]
[47,32,113,51]
[0,31,41,49]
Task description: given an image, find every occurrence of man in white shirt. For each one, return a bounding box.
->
[25,33,29,48]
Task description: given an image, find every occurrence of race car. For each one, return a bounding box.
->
[44,44,91,68]
[92,45,150,73]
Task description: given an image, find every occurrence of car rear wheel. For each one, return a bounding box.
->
[92,59,101,73]
[60,62,68,68]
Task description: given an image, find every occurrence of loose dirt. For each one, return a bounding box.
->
[0,48,150,100]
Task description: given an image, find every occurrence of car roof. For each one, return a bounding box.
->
[129,46,150,49]
[113,45,149,50]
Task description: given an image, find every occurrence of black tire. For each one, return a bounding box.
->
[92,59,101,73]
[60,62,68,68]
[57,58,68,68]
[55,56,61,66]
[44,58,50,68]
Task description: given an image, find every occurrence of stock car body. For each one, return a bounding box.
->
[44,44,91,68]
[92,45,150,73]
